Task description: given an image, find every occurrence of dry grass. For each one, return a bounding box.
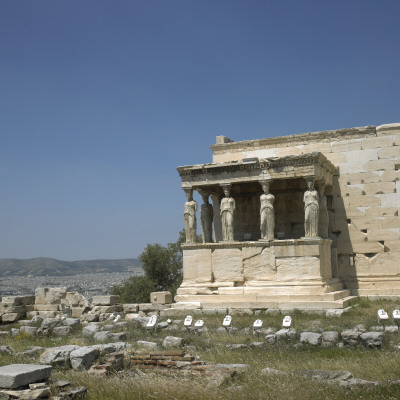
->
[1,298,400,399]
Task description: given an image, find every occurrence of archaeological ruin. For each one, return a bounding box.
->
[176,123,400,310]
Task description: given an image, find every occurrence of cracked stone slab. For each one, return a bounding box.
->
[0,364,52,389]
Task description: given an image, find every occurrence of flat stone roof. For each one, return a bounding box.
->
[210,125,377,155]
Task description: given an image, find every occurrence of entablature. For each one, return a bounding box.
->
[177,152,336,190]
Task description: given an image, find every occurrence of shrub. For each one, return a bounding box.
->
[110,276,156,304]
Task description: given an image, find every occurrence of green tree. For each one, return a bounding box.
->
[110,230,189,303]
[111,276,156,303]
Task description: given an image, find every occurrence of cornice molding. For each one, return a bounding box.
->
[177,152,336,178]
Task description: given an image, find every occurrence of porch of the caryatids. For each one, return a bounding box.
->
[220,184,235,242]
[259,179,275,241]
[183,188,197,243]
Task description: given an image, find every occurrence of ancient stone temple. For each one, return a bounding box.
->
[176,123,400,310]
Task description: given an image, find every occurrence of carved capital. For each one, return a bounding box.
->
[183,188,193,201]
[220,183,232,197]
[304,176,316,190]
[259,179,272,195]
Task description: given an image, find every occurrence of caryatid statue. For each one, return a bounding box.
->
[260,180,275,241]
[200,192,213,243]
[318,184,329,239]
[303,177,319,237]
[184,188,197,243]
[220,185,235,242]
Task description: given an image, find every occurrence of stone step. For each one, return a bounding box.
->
[217,285,345,296]
[356,288,400,296]
[173,294,358,310]
[175,290,350,303]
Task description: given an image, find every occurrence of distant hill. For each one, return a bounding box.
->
[0,257,142,277]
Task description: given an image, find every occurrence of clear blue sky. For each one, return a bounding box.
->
[1,1,399,260]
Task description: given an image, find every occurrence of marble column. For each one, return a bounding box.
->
[183,188,197,243]
[199,191,213,243]
[220,184,235,242]
[259,179,275,241]
[303,177,319,237]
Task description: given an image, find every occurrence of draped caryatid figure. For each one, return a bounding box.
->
[200,192,213,243]
[318,184,329,239]
[220,185,235,241]
[260,180,275,241]
[303,177,319,237]
[184,189,197,243]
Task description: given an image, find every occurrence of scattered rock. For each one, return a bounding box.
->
[31,315,44,325]
[70,346,99,370]
[226,344,248,350]
[81,313,99,323]
[35,287,67,305]
[0,386,51,399]
[354,324,366,333]
[300,332,322,346]
[359,332,384,348]
[1,313,24,323]
[39,345,80,367]
[0,346,13,356]
[0,364,52,389]
[250,342,264,348]
[299,369,353,381]
[338,378,378,387]
[92,295,120,306]
[11,328,19,337]
[130,316,150,328]
[384,325,399,333]
[265,334,276,344]
[322,331,339,344]
[162,336,185,348]
[370,325,384,332]
[82,323,100,337]
[94,331,112,342]
[20,326,38,336]
[109,332,127,341]
[341,330,359,346]
[92,342,127,355]
[53,326,72,336]
[261,327,276,335]
[276,328,296,341]
[62,318,80,327]
[60,385,87,398]
[137,341,158,349]
[40,318,62,331]
[18,320,34,326]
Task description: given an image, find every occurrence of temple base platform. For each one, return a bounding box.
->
[174,239,357,310]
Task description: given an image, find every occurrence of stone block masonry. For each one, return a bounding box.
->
[176,123,400,308]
